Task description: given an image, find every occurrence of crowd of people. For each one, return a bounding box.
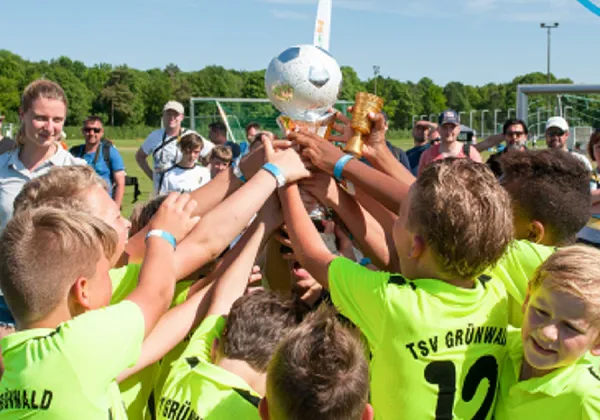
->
[0,79,598,419]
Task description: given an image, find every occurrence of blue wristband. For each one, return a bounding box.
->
[233,163,247,183]
[334,154,354,181]
[359,257,372,266]
[262,163,286,188]
[146,229,176,249]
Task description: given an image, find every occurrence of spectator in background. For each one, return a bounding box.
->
[0,113,15,155]
[545,116,593,171]
[406,120,434,175]
[246,122,260,143]
[70,116,126,208]
[135,100,190,194]
[158,131,211,194]
[486,118,528,178]
[577,129,600,247]
[208,145,233,179]
[0,80,86,231]
[417,109,482,175]
[209,121,242,162]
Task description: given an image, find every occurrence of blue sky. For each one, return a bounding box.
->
[3,0,599,86]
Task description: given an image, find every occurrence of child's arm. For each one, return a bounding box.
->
[204,195,282,317]
[125,193,200,338]
[279,184,336,288]
[125,140,293,260]
[288,129,410,214]
[173,143,309,280]
[301,172,399,272]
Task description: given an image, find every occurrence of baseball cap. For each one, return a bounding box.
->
[545,116,569,132]
[438,109,460,126]
[163,101,184,115]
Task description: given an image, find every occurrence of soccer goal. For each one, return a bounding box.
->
[188,97,353,143]
[516,84,600,149]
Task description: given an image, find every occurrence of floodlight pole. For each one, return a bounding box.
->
[493,109,502,133]
[481,110,489,138]
[540,23,559,84]
[373,65,381,95]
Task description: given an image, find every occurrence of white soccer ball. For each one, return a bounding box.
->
[265,44,342,122]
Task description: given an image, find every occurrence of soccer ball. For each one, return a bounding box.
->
[265,45,342,122]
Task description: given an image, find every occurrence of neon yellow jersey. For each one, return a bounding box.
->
[110,263,142,304]
[495,328,600,420]
[158,315,261,420]
[120,280,194,420]
[0,301,144,419]
[485,240,555,327]
[329,257,509,420]
[153,281,194,405]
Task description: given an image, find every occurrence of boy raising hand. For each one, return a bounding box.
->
[0,193,197,418]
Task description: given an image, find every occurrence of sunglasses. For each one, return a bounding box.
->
[83,127,102,134]
[506,131,524,137]
[546,129,565,137]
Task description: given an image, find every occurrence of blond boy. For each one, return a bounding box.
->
[0,193,196,417]
[281,159,514,419]
[209,145,233,179]
[495,245,600,420]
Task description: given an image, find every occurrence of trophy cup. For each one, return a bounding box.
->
[265,44,342,139]
[344,92,385,158]
[265,44,343,220]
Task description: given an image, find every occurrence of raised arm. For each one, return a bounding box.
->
[300,171,399,271]
[279,183,336,287]
[474,133,504,152]
[125,193,200,338]
[125,141,294,261]
[173,143,309,280]
[205,196,282,317]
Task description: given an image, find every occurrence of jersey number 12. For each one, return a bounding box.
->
[425,355,498,420]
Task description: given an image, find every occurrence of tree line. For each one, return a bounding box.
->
[2,49,598,131]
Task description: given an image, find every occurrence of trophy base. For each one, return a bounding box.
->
[277,113,336,139]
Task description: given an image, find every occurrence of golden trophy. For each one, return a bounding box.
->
[344,92,385,158]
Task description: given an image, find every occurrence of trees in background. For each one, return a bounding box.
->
[2,49,597,130]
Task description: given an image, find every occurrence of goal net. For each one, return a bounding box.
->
[188,98,353,143]
[516,84,600,150]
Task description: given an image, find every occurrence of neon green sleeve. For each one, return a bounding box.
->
[109,263,141,304]
[62,301,145,385]
[328,257,390,348]
[181,315,226,364]
[485,241,554,327]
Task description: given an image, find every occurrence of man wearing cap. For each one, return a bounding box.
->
[136,101,213,194]
[0,113,15,155]
[417,109,482,175]
[545,116,592,171]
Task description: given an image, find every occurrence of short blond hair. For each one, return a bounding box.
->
[14,166,107,215]
[0,207,117,324]
[409,159,513,279]
[530,245,600,328]
[209,145,233,163]
[267,305,369,420]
